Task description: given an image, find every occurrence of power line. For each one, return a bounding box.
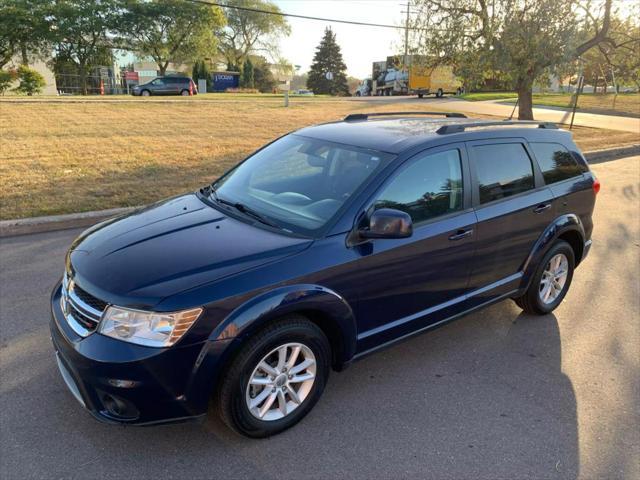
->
[185,0,420,30]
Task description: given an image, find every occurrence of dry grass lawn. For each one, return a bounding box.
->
[1,98,638,220]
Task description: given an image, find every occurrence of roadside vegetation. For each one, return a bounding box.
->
[1,98,638,220]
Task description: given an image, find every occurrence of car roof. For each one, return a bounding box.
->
[295,116,568,154]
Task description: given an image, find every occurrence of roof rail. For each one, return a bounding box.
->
[344,111,467,121]
[436,120,558,134]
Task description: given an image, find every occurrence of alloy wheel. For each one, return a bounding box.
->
[539,253,569,304]
[245,343,316,421]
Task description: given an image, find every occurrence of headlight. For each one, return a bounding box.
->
[98,306,203,347]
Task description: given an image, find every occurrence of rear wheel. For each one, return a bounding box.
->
[180,89,190,96]
[216,315,330,438]
[436,88,443,98]
[514,240,575,315]
[141,90,150,97]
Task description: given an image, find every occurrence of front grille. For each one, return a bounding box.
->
[73,283,108,312]
[62,273,107,337]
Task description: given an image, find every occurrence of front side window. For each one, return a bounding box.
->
[530,142,583,184]
[473,143,534,204]
[214,135,392,235]
[373,149,463,224]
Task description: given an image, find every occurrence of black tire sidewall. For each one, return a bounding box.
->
[528,241,575,314]
[226,320,330,437]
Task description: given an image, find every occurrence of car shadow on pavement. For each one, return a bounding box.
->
[1,298,578,480]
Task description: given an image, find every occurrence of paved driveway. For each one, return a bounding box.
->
[1,157,638,480]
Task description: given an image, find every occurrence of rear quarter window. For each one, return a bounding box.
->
[530,142,583,184]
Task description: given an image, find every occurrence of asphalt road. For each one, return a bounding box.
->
[1,156,638,480]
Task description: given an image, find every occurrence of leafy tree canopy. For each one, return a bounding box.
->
[218,0,290,68]
[0,0,53,67]
[410,0,616,119]
[119,0,225,75]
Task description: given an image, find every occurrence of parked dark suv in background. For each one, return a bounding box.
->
[50,112,599,437]
[131,76,197,96]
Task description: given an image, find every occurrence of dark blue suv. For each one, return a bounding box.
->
[50,112,599,437]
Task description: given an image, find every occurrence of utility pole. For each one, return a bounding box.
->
[402,2,411,71]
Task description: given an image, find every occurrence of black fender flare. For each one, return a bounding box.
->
[210,284,358,367]
[520,213,585,290]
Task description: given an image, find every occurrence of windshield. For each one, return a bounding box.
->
[213,134,392,236]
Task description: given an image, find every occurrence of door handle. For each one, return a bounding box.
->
[449,228,473,241]
[533,203,552,214]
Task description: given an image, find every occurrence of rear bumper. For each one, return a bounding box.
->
[50,282,232,425]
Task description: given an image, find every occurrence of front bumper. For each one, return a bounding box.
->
[50,283,232,425]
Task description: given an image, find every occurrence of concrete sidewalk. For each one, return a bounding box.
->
[426,97,640,133]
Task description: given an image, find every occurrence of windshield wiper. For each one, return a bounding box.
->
[214,196,281,229]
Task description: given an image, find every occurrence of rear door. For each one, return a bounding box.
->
[466,139,554,297]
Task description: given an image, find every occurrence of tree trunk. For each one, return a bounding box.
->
[20,43,28,65]
[79,65,87,95]
[158,63,167,76]
[517,83,534,120]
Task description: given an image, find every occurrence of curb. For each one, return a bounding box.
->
[583,144,640,164]
[1,144,639,239]
[0,207,137,239]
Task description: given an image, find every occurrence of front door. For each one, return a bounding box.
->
[353,144,477,352]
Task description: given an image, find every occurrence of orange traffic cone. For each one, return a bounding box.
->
[189,82,193,96]
[100,80,104,95]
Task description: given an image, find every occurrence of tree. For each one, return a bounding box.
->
[410,0,615,119]
[13,65,45,95]
[307,28,349,96]
[218,0,290,68]
[120,0,225,76]
[49,0,120,95]
[0,68,18,94]
[242,57,254,88]
[0,0,52,67]
[251,56,276,92]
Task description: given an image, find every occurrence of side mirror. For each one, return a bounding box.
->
[359,208,413,239]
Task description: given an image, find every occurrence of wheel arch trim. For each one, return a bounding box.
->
[210,284,358,367]
[521,213,585,288]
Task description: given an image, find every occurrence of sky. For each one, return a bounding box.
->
[272,0,408,78]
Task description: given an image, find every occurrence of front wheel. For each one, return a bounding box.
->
[436,88,443,98]
[514,240,575,315]
[216,315,331,437]
[180,89,190,96]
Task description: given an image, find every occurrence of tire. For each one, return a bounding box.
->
[180,89,190,96]
[436,88,443,98]
[216,315,331,438]
[355,91,361,97]
[141,90,150,97]
[513,240,575,315]
[418,93,424,99]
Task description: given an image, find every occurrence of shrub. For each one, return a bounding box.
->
[225,87,259,93]
[0,69,17,95]
[13,65,46,96]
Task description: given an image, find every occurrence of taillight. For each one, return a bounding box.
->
[593,177,600,195]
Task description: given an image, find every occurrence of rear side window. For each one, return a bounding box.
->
[473,143,534,204]
[530,142,583,184]
[373,149,463,224]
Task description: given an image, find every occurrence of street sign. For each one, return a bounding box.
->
[124,71,139,81]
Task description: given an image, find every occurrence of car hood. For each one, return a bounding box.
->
[67,194,312,308]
